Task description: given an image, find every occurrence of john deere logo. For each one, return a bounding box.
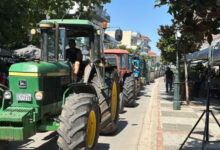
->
[18,80,27,89]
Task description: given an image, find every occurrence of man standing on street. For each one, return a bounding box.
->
[164,67,174,93]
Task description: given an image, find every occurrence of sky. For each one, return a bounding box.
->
[104,0,173,55]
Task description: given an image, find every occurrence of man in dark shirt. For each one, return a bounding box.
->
[66,39,82,81]
[164,67,174,93]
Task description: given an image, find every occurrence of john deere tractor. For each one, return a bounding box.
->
[0,19,122,150]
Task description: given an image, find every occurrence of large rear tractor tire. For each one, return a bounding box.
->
[123,75,136,107]
[92,70,120,135]
[135,77,142,96]
[57,93,100,150]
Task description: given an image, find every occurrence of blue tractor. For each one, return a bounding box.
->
[129,54,142,94]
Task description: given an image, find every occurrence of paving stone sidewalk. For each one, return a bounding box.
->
[157,78,220,150]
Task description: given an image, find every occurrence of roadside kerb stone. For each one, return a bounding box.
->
[137,79,160,150]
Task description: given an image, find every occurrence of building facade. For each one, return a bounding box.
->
[105,30,151,52]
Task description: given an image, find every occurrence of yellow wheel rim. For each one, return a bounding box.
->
[111,81,118,121]
[87,110,96,148]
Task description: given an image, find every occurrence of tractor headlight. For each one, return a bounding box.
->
[35,91,43,101]
[4,91,12,100]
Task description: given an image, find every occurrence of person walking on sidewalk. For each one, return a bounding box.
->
[164,67,174,93]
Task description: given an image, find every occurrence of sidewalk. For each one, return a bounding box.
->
[157,78,220,150]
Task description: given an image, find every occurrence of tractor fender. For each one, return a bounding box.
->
[0,84,8,91]
[123,72,132,81]
[62,83,97,105]
[62,83,101,122]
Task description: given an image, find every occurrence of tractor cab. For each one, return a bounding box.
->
[36,20,105,83]
[104,49,130,81]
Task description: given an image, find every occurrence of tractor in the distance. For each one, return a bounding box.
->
[0,19,122,150]
[139,55,149,86]
[129,54,142,95]
[104,49,136,112]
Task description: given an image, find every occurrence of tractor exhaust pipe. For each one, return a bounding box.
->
[55,22,59,62]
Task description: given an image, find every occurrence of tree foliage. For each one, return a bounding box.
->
[155,0,220,44]
[157,25,201,64]
[155,0,218,64]
[0,0,111,49]
[157,25,176,64]
[119,45,136,54]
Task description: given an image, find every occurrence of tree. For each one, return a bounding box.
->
[119,45,127,50]
[0,0,111,50]
[119,45,136,54]
[155,0,220,104]
[155,0,220,45]
[157,25,176,64]
[157,24,202,104]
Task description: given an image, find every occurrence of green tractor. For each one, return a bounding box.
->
[139,55,149,85]
[0,19,122,149]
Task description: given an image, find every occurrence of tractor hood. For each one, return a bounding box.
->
[9,62,70,76]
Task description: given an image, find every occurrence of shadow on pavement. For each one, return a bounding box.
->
[125,103,139,108]
[101,120,128,137]
[189,97,220,114]
[112,120,128,136]
[161,97,173,101]
[120,110,127,114]
[97,143,110,150]
[37,135,58,150]
[138,91,151,98]
[9,132,58,150]
[179,136,220,150]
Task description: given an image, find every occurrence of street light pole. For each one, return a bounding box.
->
[173,30,181,110]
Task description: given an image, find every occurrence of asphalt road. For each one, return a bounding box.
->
[9,83,154,150]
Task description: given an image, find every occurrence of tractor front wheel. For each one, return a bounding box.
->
[57,93,100,150]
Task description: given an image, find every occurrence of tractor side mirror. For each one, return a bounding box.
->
[115,29,123,41]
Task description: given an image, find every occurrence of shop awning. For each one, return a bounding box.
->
[186,42,220,65]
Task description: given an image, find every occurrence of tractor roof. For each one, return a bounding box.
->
[104,49,129,54]
[129,54,139,58]
[40,19,95,27]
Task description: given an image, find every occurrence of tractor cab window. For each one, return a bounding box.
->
[65,29,94,62]
[125,54,128,68]
[94,33,101,61]
[46,29,65,61]
[128,57,133,71]
[75,37,90,60]
[48,32,55,60]
[119,55,126,69]
[105,54,117,66]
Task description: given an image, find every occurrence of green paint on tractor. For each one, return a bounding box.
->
[40,19,94,26]
[0,61,70,140]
